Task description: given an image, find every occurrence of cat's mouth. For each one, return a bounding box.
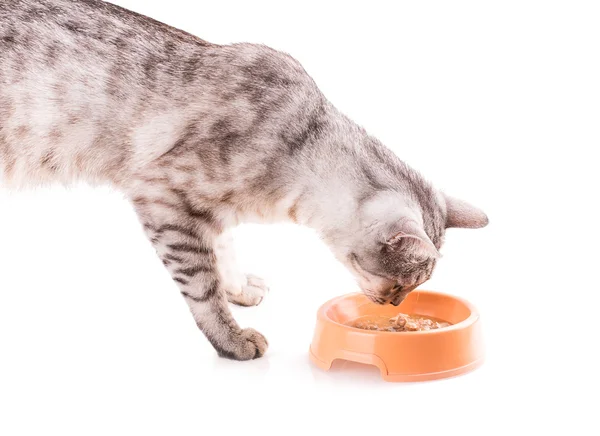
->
[363,285,410,306]
[389,285,412,306]
[349,253,404,305]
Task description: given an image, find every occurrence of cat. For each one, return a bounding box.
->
[0,0,488,360]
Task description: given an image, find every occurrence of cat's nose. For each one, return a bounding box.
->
[390,285,405,306]
[390,293,404,306]
[390,284,419,306]
[391,284,418,306]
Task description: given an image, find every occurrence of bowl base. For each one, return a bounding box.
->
[309,346,484,382]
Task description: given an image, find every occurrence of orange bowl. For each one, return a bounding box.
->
[309,290,484,382]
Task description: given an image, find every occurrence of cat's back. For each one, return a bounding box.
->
[1,0,213,110]
[0,0,207,43]
[1,0,211,80]
[0,0,214,187]
[0,0,322,189]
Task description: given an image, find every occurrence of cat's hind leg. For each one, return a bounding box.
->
[215,230,269,307]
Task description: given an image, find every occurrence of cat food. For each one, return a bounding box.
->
[346,313,451,332]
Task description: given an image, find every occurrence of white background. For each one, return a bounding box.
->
[1,0,599,434]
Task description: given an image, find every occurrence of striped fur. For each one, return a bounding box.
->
[0,0,487,360]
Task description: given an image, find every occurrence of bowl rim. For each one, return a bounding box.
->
[318,290,480,336]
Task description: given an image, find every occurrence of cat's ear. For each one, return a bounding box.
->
[386,219,441,259]
[444,194,489,229]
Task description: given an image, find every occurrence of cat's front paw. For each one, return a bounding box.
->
[227,274,269,307]
[218,328,269,360]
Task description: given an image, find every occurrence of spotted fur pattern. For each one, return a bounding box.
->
[0,0,488,360]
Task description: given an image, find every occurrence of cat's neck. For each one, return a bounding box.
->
[288,110,438,241]
[289,114,388,232]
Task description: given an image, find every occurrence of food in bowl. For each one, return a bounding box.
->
[346,313,451,332]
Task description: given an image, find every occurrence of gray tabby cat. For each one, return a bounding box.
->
[0,0,488,360]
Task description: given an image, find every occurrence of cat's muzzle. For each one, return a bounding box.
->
[389,285,412,306]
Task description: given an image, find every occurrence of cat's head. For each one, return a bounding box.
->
[331,190,488,306]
